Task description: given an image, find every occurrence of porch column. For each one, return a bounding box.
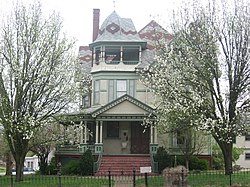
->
[84,121,87,144]
[150,125,154,144]
[80,121,83,144]
[95,121,99,143]
[154,126,158,144]
[100,121,103,143]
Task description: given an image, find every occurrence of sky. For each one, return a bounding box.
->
[0,0,183,50]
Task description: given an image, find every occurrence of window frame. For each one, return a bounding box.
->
[116,80,127,98]
[94,80,100,104]
[106,121,120,138]
[245,153,250,160]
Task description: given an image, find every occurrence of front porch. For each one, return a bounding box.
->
[55,119,159,156]
[56,95,159,156]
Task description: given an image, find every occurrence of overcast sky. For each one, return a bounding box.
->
[0,0,184,49]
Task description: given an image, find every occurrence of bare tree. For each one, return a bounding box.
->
[0,1,79,181]
[140,0,250,174]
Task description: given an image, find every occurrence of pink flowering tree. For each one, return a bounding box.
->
[140,0,250,174]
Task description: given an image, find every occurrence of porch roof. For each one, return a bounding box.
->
[91,94,154,117]
[56,95,155,124]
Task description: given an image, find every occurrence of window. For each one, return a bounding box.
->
[129,80,135,96]
[245,153,250,160]
[177,130,185,145]
[173,130,185,147]
[123,46,140,64]
[117,80,127,98]
[108,80,114,102]
[245,134,250,141]
[94,80,100,104]
[82,94,90,108]
[94,47,101,64]
[105,46,120,64]
[107,122,119,138]
[108,79,135,102]
[31,162,33,169]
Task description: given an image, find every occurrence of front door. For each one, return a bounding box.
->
[131,121,150,154]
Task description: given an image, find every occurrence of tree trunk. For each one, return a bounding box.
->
[5,151,13,176]
[185,158,189,170]
[39,154,48,175]
[218,141,233,175]
[14,153,26,181]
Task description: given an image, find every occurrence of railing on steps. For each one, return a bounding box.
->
[93,153,102,173]
[150,153,158,173]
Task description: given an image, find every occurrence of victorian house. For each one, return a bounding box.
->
[55,9,212,174]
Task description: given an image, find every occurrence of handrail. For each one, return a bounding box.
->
[93,153,102,173]
[150,153,158,173]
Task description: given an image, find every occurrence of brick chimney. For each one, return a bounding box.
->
[92,9,100,42]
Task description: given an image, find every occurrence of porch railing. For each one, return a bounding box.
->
[150,153,158,173]
[56,145,79,154]
[93,153,102,173]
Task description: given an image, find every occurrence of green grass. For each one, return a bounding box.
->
[137,171,250,187]
[0,166,5,173]
[0,171,250,187]
[188,171,250,187]
[0,175,111,187]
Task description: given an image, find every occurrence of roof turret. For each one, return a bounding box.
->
[94,11,144,42]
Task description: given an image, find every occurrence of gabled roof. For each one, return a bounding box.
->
[139,20,173,49]
[91,94,154,117]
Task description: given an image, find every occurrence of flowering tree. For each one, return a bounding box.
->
[0,2,79,181]
[29,119,64,175]
[140,0,250,174]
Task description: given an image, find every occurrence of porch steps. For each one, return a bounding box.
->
[95,155,152,176]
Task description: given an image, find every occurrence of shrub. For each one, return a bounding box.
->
[61,160,81,175]
[189,156,208,171]
[79,149,94,176]
[46,157,58,175]
[154,147,173,173]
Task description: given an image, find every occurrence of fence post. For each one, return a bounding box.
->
[108,170,111,187]
[144,172,148,187]
[229,168,232,186]
[57,162,62,187]
[11,174,13,187]
[181,167,184,187]
[133,168,136,187]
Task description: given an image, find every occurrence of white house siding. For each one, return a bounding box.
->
[235,136,250,168]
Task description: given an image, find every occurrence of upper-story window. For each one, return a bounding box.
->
[123,46,140,64]
[94,80,100,104]
[108,79,135,102]
[82,94,91,108]
[94,47,101,64]
[105,46,120,64]
[117,80,127,98]
[93,45,141,65]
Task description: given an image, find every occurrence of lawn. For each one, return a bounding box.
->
[0,171,250,187]
[0,175,111,187]
[137,170,250,187]
[188,170,250,187]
